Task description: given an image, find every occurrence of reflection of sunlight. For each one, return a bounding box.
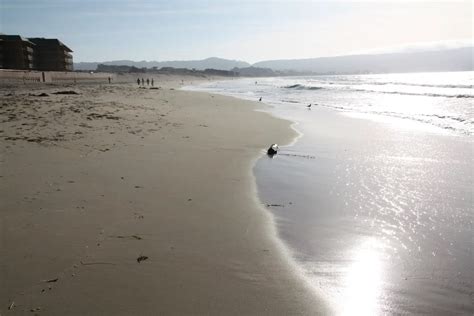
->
[344,112,449,134]
[339,238,385,316]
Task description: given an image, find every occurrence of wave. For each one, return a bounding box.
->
[351,81,473,89]
[282,83,473,98]
[421,114,470,123]
[315,104,472,135]
[283,84,323,90]
[349,88,474,98]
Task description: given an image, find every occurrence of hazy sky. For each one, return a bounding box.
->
[1,0,472,63]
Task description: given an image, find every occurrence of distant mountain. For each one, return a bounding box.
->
[74,57,250,71]
[253,47,473,74]
[75,48,473,74]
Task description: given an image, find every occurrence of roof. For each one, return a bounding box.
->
[28,38,73,52]
[0,34,35,45]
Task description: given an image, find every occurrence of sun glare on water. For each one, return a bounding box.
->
[338,238,386,316]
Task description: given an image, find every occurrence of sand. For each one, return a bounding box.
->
[0,76,330,315]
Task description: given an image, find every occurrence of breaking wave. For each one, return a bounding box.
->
[282,83,473,98]
[348,89,474,99]
[314,103,473,135]
[284,84,323,90]
[351,81,473,89]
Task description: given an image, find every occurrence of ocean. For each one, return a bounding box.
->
[185,71,473,315]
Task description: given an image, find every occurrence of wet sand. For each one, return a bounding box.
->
[0,77,330,315]
[255,107,473,315]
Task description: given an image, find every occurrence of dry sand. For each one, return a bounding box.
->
[0,76,330,315]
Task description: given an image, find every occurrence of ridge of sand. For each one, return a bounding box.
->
[0,77,330,315]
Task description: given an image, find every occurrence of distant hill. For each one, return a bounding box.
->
[252,47,473,74]
[75,48,473,74]
[74,57,250,71]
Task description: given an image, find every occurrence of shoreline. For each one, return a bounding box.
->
[1,78,330,315]
[184,76,474,314]
[254,105,473,314]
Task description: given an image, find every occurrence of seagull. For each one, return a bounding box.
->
[307,103,312,108]
[259,97,262,102]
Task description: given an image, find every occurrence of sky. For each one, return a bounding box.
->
[0,0,472,63]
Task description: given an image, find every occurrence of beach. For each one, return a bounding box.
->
[2,0,472,314]
[188,73,473,315]
[0,77,330,315]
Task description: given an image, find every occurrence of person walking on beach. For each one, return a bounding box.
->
[108,77,111,84]
[151,78,154,87]
[137,78,140,86]
[146,78,150,86]
[141,78,144,86]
